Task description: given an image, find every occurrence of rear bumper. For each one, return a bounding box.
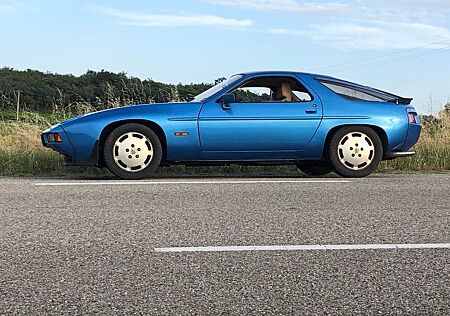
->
[400,108,422,151]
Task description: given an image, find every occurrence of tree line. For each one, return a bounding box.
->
[0,67,213,115]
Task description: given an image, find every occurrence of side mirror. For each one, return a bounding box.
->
[221,92,236,110]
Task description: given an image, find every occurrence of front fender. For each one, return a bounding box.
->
[41,124,76,158]
[60,102,203,165]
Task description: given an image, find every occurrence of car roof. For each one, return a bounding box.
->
[238,70,317,77]
[237,71,408,101]
[237,70,356,83]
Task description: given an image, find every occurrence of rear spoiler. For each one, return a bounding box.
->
[388,97,413,105]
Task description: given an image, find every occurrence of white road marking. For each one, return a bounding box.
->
[34,179,350,186]
[154,243,450,253]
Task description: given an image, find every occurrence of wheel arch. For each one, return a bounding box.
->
[322,124,388,158]
[98,119,167,167]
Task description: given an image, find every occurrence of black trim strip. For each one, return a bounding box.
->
[168,117,197,121]
[322,116,370,119]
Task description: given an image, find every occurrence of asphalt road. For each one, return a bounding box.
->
[0,174,449,315]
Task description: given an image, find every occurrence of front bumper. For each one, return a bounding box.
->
[41,124,75,158]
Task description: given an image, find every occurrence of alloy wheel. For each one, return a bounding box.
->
[337,132,375,170]
[113,132,153,172]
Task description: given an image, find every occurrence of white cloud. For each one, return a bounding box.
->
[271,22,450,50]
[206,0,450,24]
[362,0,450,11]
[92,6,253,27]
[256,1,450,50]
[206,0,348,13]
[353,1,450,25]
[92,2,450,50]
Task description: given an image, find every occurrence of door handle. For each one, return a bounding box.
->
[305,107,317,113]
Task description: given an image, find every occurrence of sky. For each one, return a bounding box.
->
[1,0,450,114]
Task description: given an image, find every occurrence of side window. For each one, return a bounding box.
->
[292,90,312,102]
[234,87,272,102]
[319,81,384,102]
[231,76,313,103]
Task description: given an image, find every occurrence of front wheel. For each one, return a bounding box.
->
[103,123,162,180]
[328,126,383,178]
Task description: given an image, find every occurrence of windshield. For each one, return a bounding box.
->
[192,75,243,102]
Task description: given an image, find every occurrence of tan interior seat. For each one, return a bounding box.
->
[280,82,292,102]
[271,80,303,102]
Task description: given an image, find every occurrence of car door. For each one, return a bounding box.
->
[198,75,322,152]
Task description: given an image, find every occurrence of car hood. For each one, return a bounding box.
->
[60,102,199,127]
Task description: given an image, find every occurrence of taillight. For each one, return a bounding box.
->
[408,113,417,124]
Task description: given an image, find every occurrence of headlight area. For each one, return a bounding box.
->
[46,132,63,143]
[41,125,75,159]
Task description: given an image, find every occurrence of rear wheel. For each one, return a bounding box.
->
[104,123,162,180]
[297,161,332,176]
[328,126,383,178]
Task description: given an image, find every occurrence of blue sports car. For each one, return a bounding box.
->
[42,71,421,179]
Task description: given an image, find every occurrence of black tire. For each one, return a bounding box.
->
[103,123,162,180]
[297,161,332,176]
[328,126,383,178]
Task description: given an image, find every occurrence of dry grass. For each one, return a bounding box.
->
[380,110,450,171]
[0,121,46,152]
